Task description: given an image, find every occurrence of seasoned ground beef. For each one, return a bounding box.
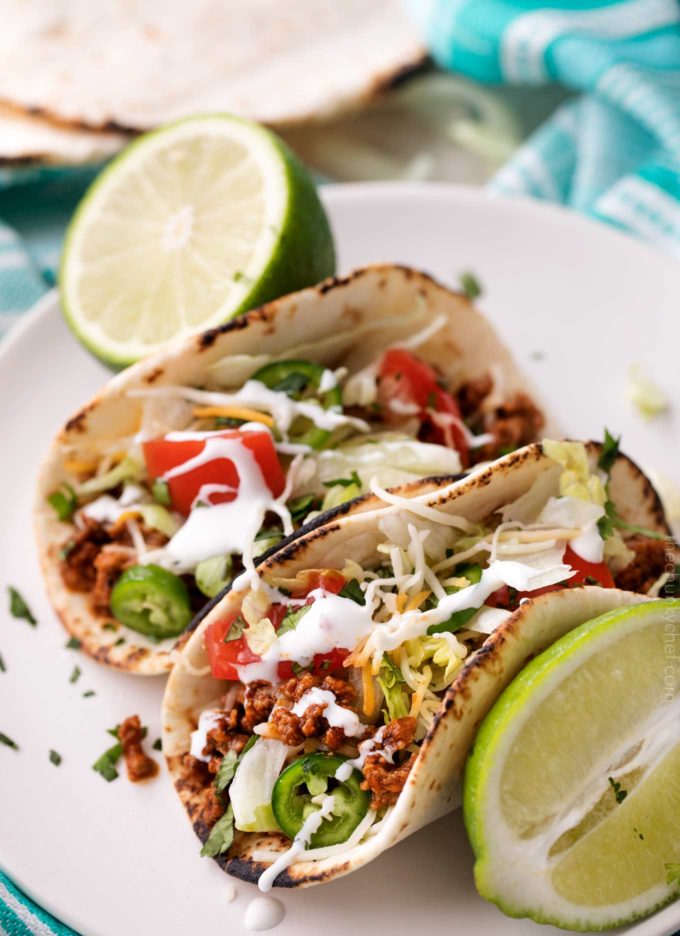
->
[458,375,544,463]
[119,715,159,782]
[269,673,363,749]
[92,546,134,613]
[59,517,112,592]
[361,716,417,811]
[614,535,668,594]
[241,680,277,733]
[60,516,168,615]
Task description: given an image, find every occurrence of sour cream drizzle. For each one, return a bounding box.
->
[189,709,223,763]
[258,794,336,892]
[292,688,366,737]
[141,433,292,570]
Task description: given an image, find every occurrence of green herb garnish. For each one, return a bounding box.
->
[201,803,235,857]
[49,750,62,766]
[459,271,482,300]
[82,690,96,698]
[0,654,5,673]
[339,579,365,605]
[152,738,162,751]
[69,666,81,684]
[92,741,122,782]
[47,483,78,521]
[65,636,82,650]
[8,587,36,627]
[597,500,664,541]
[598,429,621,474]
[278,604,311,636]
[287,493,317,522]
[608,777,627,804]
[0,731,18,750]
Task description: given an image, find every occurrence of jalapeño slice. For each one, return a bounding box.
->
[271,753,369,847]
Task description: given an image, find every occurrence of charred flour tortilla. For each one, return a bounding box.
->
[161,441,669,888]
[35,264,546,675]
[0,0,424,131]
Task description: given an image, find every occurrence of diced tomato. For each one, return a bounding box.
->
[143,429,285,516]
[291,569,346,599]
[205,571,351,682]
[204,612,261,681]
[487,546,615,610]
[377,348,470,466]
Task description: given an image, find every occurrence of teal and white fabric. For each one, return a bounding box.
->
[407,0,680,256]
[0,871,76,936]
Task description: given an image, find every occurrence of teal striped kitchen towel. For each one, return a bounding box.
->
[407,0,680,257]
[0,871,76,936]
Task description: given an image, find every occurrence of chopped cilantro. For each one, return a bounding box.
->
[278,604,311,636]
[152,738,162,751]
[92,741,122,782]
[8,587,36,627]
[82,690,96,698]
[459,271,482,300]
[598,429,621,474]
[0,731,18,750]
[47,483,78,521]
[223,616,245,643]
[608,777,627,804]
[598,500,664,541]
[69,665,81,684]
[49,749,62,766]
[323,471,361,489]
[214,750,239,793]
[65,636,82,650]
[666,863,680,886]
[113,637,126,647]
[339,579,365,605]
[201,803,235,857]
[0,653,5,673]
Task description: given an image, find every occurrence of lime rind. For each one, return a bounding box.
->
[464,599,680,931]
[60,114,335,367]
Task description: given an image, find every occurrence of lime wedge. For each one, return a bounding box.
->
[60,115,335,366]
[464,599,680,931]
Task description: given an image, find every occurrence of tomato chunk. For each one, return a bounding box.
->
[378,348,469,465]
[143,429,285,516]
[204,612,261,681]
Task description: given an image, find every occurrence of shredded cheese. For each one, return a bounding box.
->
[64,457,98,474]
[362,664,375,716]
[192,405,274,427]
[406,590,430,611]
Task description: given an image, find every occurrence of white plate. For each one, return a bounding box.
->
[0,183,678,936]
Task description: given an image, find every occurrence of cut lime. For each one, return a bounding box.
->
[464,599,680,931]
[60,114,335,366]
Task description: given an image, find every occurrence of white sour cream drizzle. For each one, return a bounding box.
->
[243,896,285,931]
[129,382,370,441]
[258,794,336,893]
[189,709,223,763]
[292,688,366,737]
[141,432,292,571]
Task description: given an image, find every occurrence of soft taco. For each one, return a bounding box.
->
[161,438,671,889]
[35,264,546,674]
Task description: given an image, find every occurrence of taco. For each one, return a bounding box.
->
[35,264,546,674]
[161,438,671,889]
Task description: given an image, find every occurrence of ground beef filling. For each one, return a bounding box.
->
[361,716,417,811]
[614,535,668,594]
[458,374,545,463]
[59,517,168,614]
[186,675,418,813]
[119,715,159,782]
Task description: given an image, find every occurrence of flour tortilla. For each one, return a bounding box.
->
[0,1,424,132]
[161,441,667,887]
[35,263,546,674]
[0,104,127,165]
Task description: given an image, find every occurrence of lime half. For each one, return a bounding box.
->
[60,114,335,366]
[464,599,680,931]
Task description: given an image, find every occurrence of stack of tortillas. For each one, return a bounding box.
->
[0,0,425,165]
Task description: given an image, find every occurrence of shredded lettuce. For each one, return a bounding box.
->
[377,655,410,722]
[195,554,233,598]
[542,440,606,506]
[137,504,179,538]
[77,457,144,497]
[627,365,669,420]
[229,739,286,833]
[403,634,466,693]
[244,616,276,656]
